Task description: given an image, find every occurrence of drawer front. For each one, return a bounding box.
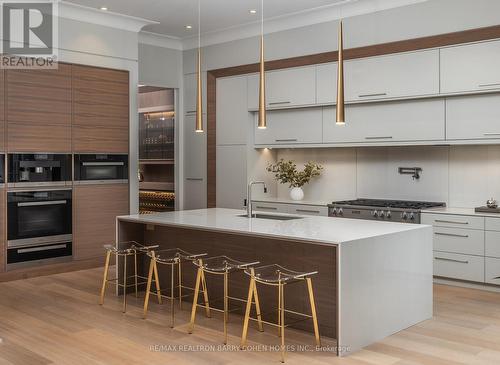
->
[421,213,484,230]
[485,231,500,258]
[287,204,328,217]
[485,217,500,232]
[485,257,500,285]
[251,202,288,214]
[433,227,484,256]
[433,252,484,282]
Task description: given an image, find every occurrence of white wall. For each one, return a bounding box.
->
[138,43,182,88]
[273,145,500,208]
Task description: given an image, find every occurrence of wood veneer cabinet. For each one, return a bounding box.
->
[72,65,129,153]
[6,64,72,152]
[73,184,129,260]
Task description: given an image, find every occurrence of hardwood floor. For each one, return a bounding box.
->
[0,268,499,365]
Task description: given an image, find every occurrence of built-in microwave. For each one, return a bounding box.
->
[74,154,128,183]
[8,153,72,187]
[7,189,72,266]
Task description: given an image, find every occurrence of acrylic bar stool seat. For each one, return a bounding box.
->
[143,248,208,328]
[188,256,264,344]
[99,241,159,313]
[241,264,321,363]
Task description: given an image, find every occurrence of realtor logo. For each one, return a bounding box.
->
[0,0,58,68]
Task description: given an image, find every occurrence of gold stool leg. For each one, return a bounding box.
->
[178,261,182,309]
[122,255,128,313]
[170,263,175,328]
[99,250,111,305]
[200,269,211,318]
[188,266,202,334]
[134,252,138,298]
[143,257,155,319]
[223,271,229,345]
[240,277,255,348]
[279,282,285,363]
[306,278,321,347]
[153,256,162,305]
[251,269,264,332]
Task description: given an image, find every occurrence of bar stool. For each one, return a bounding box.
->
[143,248,209,328]
[99,241,158,313]
[189,256,263,344]
[240,264,321,363]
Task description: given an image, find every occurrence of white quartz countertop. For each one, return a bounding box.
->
[251,197,330,206]
[118,208,428,246]
[422,206,500,218]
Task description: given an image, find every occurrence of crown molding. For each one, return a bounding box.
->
[139,31,183,51]
[182,0,429,50]
[59,1,159,33]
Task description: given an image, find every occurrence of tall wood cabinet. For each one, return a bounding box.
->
[6,65,72,152]
[72,65,129,153]
[73,184,129,260]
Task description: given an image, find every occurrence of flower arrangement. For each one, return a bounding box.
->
[266,159,323,188]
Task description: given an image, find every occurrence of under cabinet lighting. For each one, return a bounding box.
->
[100,6,108,11]
[249,9,257,14]
[185,25,193,29]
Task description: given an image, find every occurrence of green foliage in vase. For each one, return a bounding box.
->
[266,159,323,188]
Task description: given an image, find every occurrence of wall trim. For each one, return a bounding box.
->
[205,24,500,208]
[139,31,183,51]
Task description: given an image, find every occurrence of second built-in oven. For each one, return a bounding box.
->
[74,154,128,183]
[7,189,72,265]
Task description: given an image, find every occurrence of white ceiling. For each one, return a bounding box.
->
[64,0,364,38]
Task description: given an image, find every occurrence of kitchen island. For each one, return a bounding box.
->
[117,208,432,356]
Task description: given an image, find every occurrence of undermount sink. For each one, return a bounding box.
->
[237,214,303,221]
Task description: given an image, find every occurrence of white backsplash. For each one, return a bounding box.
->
[271,145,500,208]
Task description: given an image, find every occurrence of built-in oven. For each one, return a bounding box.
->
[8,153,72,187]
[7,189,72,266]
[74,154,128,183]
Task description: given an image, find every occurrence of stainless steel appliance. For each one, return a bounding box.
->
[8,153,72,187]
[74,154,128,183]
[7,189,72,266]
[328,198,446,224]
[0,154,4,185]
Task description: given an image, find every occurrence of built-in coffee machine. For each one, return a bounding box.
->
[8,153,72,187]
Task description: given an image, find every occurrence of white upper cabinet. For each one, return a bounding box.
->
[344,50,439,101]
[316,62,338,104]
[184,114,207,178]
[323,99,445,143]
[216,76,248,145]
[216,145,247,209]
[247,66,316,110]
[254,108,322,145]
[441,40,500,94]
[184,72,207,115]
[446,94,500,140]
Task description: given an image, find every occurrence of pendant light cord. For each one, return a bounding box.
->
[261,0,264,37]
[198,0,201,49]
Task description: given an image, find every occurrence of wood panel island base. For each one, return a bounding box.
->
[117,208,432,356]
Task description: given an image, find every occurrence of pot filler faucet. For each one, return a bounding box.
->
[247,181,268,218]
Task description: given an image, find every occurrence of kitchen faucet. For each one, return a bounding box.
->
[247,181,267,217]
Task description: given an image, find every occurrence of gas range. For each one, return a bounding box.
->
[328,198,446,224]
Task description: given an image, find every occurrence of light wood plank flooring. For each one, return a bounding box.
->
[0,267,500,364]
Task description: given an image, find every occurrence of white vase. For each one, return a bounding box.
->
[290,187,304,201]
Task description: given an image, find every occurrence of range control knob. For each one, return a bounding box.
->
[331,208,337,216]
[372,210,379,218]
[338,208,343,216]
[379,210,385,218]
[401,212,408,220]
[386,211,392,218]
[409,212,415,220]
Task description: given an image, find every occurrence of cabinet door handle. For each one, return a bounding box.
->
[478,83,500,88]
[483,133,500,136]
[434,219,469,225]
[186,110,196,114]
[296,209,320,214]
[268,101,291,106]
[255,206,277,210]
[434,257,469,264]
[365,136,393,140]
[186,178,203,181]
[435,232,469,238]
[359,92,387,98]
[275,139,298,142]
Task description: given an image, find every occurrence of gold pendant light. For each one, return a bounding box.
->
[257,0,266,129]
[336,19,345,125]
[195,0,203,133]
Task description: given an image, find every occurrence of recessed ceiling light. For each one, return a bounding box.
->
[100,6,108,11]
[249,9,257,14]
[185,25,193,30]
